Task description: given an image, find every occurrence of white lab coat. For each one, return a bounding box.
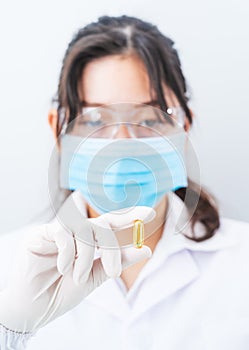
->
[0,191,249,350]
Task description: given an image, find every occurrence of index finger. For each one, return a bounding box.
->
[97,206,156,230]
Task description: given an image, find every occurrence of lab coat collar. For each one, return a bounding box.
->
[80,190,238,322]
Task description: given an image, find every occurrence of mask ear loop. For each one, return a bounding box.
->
[58,107,68,136]
[60,122,68,136]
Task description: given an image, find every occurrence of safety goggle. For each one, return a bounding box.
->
[60,103,186,138]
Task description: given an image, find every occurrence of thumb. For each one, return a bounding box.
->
[121,245,152,270]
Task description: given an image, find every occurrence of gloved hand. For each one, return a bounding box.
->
[0,194,155,333]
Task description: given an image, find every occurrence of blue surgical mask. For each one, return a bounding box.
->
[60,133,188,213]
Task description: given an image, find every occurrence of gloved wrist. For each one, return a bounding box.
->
[0,322,34,350]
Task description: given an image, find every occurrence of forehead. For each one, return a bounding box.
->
[78,54,178,107]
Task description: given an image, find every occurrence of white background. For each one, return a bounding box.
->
[0,0,248,234]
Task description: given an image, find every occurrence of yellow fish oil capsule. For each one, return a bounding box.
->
[133,219,144,249]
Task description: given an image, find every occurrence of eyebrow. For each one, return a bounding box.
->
[80,99,160,107]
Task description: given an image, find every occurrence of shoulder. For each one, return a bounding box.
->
[209,216,249,274]
[185,215,249,273]
[219,216,249,244]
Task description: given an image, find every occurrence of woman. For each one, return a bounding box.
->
[0,15,249,350]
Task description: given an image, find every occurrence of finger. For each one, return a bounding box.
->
[28,239,58,255]
[25,225,58,255]
[90,258,110,289]
[42,223,75,275]
[90,217,122,278]
[98,248,122,278]
[97,206,156,230]
[23,226,64,286]
[52,192,96,277]
[89,245,152,289]
[71,219,96,284]
[121,245,152,270]
[73,241,95,285]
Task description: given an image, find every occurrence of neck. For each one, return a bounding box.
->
[142,195,168,252]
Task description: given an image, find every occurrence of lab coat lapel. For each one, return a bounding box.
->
[85,278,131,320]
[129,249,200,320]
[85,247,200,322]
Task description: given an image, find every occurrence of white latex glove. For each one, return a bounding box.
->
[0,195,155,333]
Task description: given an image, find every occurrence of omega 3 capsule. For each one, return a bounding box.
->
[133,219,144,249]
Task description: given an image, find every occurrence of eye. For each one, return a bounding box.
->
[139,119,160,127]
[77,120,104,127]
